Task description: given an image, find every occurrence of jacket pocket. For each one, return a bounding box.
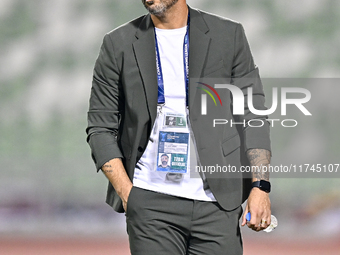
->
[126,186,136,216]
[221,133,240,157]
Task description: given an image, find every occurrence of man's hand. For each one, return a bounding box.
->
[101,158,133,212]
[241,187,271,231]
[242,148,271,231]
[121,184,133,212]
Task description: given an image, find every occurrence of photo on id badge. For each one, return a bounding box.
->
[158,153,171,169]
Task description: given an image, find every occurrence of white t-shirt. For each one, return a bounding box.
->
[133,26,216,201]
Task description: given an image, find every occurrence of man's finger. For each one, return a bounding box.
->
[241,209,249,226]
[241,216,246,226]
[246,212,266,231]
[245,211,257,229]
[260,218,268,229]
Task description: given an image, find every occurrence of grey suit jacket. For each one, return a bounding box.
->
[86,7,271,213]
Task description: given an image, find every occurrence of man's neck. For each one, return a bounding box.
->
[151,2,188,29]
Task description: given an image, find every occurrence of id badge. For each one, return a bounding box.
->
[156,113,189,173]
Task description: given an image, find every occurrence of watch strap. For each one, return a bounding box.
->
[252,180,271,193]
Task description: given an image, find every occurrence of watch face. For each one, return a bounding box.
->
[259,180,271,193]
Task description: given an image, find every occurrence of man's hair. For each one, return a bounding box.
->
[161,153,169,158]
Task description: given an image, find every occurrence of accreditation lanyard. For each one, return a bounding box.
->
[154,15,190,106]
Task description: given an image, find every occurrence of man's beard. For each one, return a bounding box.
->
[142,0,179,17]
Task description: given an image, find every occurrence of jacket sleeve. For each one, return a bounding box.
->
[231,23,271,153]
[86,34,124,171]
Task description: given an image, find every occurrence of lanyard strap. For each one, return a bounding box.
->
[154,14,190,106]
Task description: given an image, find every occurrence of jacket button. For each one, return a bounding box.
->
[138,146,143,152]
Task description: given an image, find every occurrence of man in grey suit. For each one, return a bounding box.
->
[87,0,272,254]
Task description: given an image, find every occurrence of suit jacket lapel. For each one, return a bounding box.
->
[133,15,158,126]
[188,7,211,109]
[132,8,211,120]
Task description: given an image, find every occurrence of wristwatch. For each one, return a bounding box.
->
[252,180,271,193]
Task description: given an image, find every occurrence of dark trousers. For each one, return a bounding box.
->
[126,187,243,255]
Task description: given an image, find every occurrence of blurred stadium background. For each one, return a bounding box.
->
[1,0,340,254]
